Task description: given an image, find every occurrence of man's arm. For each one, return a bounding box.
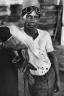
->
[47,51,60,90]
[45,32,60,82]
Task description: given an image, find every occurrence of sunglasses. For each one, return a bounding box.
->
[22,6,40,16]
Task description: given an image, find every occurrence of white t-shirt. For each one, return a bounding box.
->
[28,29,54,75]
[8,24,54,76]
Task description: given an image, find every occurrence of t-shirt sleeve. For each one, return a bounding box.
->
[45,33,54,52]
[9,25,27,45]
[9,24,33,49]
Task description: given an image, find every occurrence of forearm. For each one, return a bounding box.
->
[48,51,60,82]
[52,55,60,82]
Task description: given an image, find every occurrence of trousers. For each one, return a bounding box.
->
[28,66,55,96]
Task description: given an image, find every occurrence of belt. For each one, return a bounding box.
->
[30,66,53,81]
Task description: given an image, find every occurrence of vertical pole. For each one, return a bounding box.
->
[61,0,64,45]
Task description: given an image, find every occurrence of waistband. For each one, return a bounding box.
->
[30,66,54,80]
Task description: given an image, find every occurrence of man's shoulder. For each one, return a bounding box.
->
[8,24,24,33]
[7,23,18,30]
[37,28,50,37]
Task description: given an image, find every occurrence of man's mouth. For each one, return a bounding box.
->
[27,22,35,28]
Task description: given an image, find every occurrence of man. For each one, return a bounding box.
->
[21,0,60,96]
[9,0,60,96]
[0,0,60,96]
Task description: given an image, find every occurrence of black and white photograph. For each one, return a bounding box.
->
[0,0,64,96]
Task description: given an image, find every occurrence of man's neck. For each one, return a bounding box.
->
[24,25,39,40]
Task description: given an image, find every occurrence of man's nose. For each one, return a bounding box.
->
[30,16,38,22]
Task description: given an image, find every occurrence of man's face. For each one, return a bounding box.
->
[23,11,39,29]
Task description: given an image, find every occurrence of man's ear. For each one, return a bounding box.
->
[23,14,27,20]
